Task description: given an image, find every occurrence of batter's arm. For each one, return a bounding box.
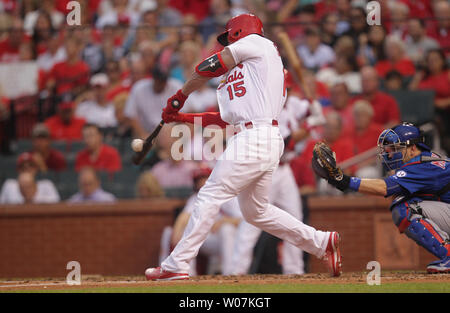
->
[218,48,237,71]
[181,72,210,97]
[181,49,237,96]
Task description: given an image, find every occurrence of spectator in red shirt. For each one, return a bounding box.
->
[409,48,450,154]
[400,0,432,19]
[55,0,71,14]
[313,111,354,166]
[29,123,66,172]
[44,99,86,141]
[75,124,122,173]
[314,0,337,21]
[352,100,382,154]
[169,0,210,22]
[1,0,18,14]
[375,35,415,79]
[351,100,384,178]
[427,1,450,57]
[47,37,90,96]
[322,81,354,138]
[290,112,355,194]
[351,66,401,128]
[0,17,30,63]
[409,49,450,109]
[288,157,317,195]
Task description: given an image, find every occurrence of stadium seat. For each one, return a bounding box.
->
[112,167,140,183]
[13,139,32,154]
[386,90,435,126]
[102,168,140,199]
[0,156,18,187]
[51,140,85,154]
[37,171,60,183]
[116,138,135,165]
[164,187,194,199]
[104,181,136,199]
[55,170,79,200]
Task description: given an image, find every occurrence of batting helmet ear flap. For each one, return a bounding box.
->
[217,31,229,46]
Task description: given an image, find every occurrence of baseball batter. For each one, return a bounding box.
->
[312,122,450,273]
[145,14,342,280]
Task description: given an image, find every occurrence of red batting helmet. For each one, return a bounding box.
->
[217,14,264,46]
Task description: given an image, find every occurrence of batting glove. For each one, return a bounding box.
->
[165,89,188,114]
[162,108,182,123]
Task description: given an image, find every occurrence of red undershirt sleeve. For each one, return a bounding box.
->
[178,112,229,129]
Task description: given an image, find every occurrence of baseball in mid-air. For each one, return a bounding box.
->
[131,139,144,152]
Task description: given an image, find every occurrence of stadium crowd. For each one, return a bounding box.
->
[0,0,449,202]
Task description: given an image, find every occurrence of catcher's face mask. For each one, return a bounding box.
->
[377,129,408,171]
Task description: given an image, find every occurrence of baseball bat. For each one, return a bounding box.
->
[132,99,181,165]
[277,31,313,101]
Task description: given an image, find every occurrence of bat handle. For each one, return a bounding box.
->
[171,99,181,109]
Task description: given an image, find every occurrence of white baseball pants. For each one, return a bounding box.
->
[227,163,305,275]
[162,125,329,273]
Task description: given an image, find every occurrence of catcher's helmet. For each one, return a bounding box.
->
[217,14,263,46]
[377,122,430,170]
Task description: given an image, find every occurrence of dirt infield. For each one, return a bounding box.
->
[1,272,449,292]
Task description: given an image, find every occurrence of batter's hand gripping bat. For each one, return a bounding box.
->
[132,99,181,165]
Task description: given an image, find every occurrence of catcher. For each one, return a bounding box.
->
[312,122,450,273]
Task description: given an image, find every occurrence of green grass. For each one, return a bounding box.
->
[7,282,450,293]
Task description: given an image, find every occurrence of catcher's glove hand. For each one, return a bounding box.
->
[311,141,350,192]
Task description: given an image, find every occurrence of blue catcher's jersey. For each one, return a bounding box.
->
[384,151,450,203]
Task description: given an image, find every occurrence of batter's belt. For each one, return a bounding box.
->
[234,119,278,134]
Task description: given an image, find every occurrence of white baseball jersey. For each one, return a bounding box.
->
[217,34,286,125]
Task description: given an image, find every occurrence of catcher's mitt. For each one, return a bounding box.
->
[311,141,343,181]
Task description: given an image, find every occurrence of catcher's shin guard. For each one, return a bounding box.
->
[391,201,413,233]
[392,201,450,259]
